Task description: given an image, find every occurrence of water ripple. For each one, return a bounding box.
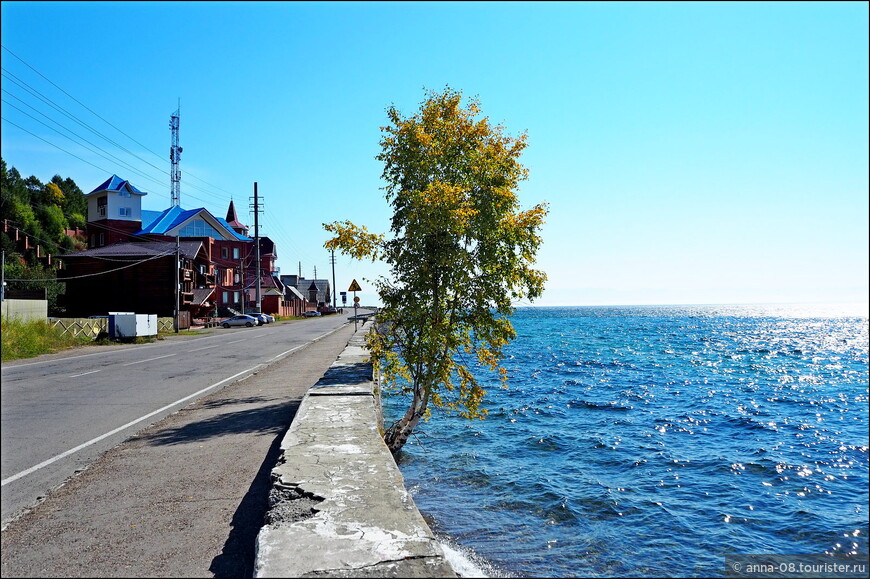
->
[384,305,869,577]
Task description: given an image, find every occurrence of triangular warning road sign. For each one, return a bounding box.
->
[348,279,362,292]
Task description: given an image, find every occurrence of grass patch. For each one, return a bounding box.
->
[1,316,95,362]
[157,328,204,338]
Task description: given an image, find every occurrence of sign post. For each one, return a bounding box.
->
[348,279,362,331]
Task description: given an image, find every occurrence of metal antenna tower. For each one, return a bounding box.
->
[169,101,182,207]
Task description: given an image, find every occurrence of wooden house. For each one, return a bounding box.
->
[59,240,212,319]
[59,174,289,321]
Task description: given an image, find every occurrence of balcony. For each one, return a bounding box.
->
[197,272,216,286]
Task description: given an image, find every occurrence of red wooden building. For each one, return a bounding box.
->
[59,175,304,321]
[59,240,213,319]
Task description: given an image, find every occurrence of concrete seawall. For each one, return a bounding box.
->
[254,327,457,578]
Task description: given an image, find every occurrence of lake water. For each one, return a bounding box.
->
[380,304,869,577]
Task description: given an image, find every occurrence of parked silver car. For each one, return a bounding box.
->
[252,313,274,325]
[222,314,259,328]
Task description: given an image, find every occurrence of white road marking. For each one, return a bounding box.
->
[69,370,101,378]
[122,354,176,366]
[1,364,262,487]
[1,321,353,488]
[188,345,219,353]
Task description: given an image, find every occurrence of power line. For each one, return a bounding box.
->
[3,68,224,204]
[3,45,162,161]
[2,219,80,252]
[2,107,227,210]
[2,47,322,286]
[1,117,118,178]
[2,45,239,201]
[1,68,170,178]
[5,249,177,282]
[2,215,192,261]
[261,210,316,266]
[1,95,172,196]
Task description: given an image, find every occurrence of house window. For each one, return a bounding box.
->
[90,234,95,247]
[221,247,228,259]
[233,247,240,259]
[179,218,222,238]
[233,291,240,303]
[119,189,131,198]
[223,291,230,304]
[98,233,105,246]
[119,207,131,217]
[97,196,107,217]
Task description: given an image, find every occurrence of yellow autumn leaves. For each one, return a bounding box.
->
[322,220,384,261]
[322,86,548,453]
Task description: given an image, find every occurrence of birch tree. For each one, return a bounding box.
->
[324,87,547,455]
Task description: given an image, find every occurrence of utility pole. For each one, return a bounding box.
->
[170,102,182,331]
[174,237,180,333]
[330,249,336,310]
[240,256,245,314]
[251,182,262,313]
[1,250,5,302]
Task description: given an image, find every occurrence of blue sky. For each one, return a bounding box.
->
[2,1,867,307]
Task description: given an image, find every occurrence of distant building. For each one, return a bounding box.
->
[59,175,303,321]
[280,275,332,311]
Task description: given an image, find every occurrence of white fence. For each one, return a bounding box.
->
[1,299,48,322]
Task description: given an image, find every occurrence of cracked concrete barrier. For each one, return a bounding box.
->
[254,329,457,578]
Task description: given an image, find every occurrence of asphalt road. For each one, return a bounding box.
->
[1,313,354,527]
[0,314,369,577]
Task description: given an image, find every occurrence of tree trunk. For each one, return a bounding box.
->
[383,383,429,456]
[384,414,420,456]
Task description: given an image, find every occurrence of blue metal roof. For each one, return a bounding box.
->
[140,210,164,230]
[135,206,252,241]
[87,174,146,196]
[136,206,187,235]
[215,217,253,241]
[88,175,252,241]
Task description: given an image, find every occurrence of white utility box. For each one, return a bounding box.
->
[108,312,158,338]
